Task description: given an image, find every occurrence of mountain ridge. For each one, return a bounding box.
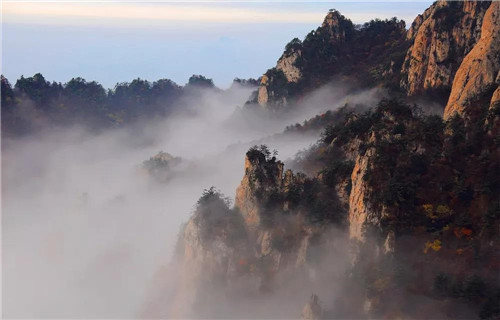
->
[160,2,500,318]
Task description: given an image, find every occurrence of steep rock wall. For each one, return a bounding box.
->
[401,1,491,96]
[444,1,500,120]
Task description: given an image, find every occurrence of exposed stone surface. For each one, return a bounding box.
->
[444,1,500,119]
[277,50,302,83]
[255,1,495,112]
[401,1,491,96]
[256,10,352,107]
[321,10,351,42]
[235,154,284,228]
[348,146,375,241]
[257,75,269,106]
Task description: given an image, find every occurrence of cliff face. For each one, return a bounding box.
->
[253,1,495,111]
[235,151,284,228]
[444,1,500,120]
[234,148,324,273]
[348,145,375,242]
[276,50,302,83]
[255,10,356,108]
[321,99,499,318]
[167,148,336,317]
[400,1,491,97]
[166,94,498,318]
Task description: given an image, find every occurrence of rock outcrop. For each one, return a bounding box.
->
[348,146,375,242]
[234,149,321,272]
[235,151,284,228]
[257,75,270,106]
[252,1,497,113]
[255,10,355,108]
[321,10,352,42]
[444,1,500,120]
[401,1,491,96]
[277,50,302,83]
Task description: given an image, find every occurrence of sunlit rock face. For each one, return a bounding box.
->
[256,10,353,108]
[257,75,270,107]
[234,151,306,274]
[320,10,351,42]
[277,50,302,83]
[348,145,375,242]
[235,153,284,228]
[401,0,492,96]
[163,150,325,317]
[444,1,500,120]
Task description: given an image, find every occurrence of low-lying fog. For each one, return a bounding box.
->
[2,82,383,317]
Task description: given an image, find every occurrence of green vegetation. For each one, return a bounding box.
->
[194,187,247,245]
[285,104,362,133]
[431,2,465,31]
[142,151,181,182]
[187,75,215,88]
[264,13,409,107]
[263,68,289,104]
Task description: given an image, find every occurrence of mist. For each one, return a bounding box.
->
[2,80,383,318]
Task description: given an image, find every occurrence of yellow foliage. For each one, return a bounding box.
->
[424,239,442,253]
[422,204,434,215]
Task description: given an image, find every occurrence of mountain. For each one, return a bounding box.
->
[159,1,500,319]
[252,10,408,109]
[251,0,498,113]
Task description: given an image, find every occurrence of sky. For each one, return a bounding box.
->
[2,1,433,89]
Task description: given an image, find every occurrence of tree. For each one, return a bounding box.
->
[63,77,107,119]
[14,73,60,108]
[187,75,214,88]
[1,75,15,110]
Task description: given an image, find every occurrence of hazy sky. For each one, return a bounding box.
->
[2,1,432,88]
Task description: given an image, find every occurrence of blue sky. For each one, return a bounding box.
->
[2,1,433,89]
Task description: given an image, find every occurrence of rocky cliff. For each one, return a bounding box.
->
[235,147,284,228]
[254,10,407,109]
[401,1,491,97]
[252,1,495,112]
[443,1,500,120]
[164,94,499,317]
[233,146,331,276]
[164,146,344,317]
